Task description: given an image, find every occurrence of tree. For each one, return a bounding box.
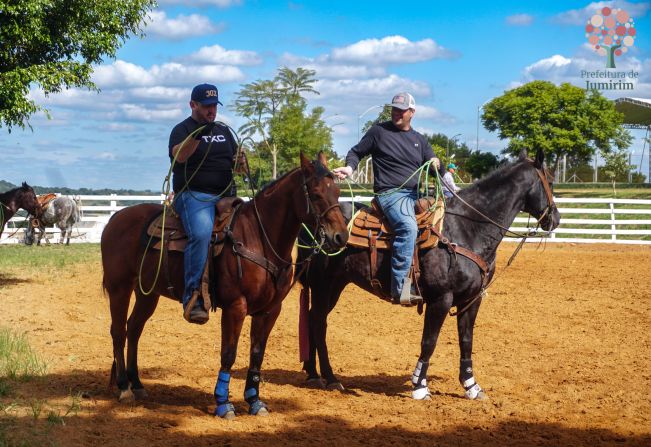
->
[234,67,331,179]
[464,150,499,180]
[276,66,320,98]
[270,96,334,172]
[482,81,632,167]
[0,0,156,131]
[233,79,285,179]
[586,7,636,69]
[602,147,634,195]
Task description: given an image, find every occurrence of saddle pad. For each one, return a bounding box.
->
[145,197,243,252]
[347,196,445,251]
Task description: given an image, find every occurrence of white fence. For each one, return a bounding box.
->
[2,195,651,245]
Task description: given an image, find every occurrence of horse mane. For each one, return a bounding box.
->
[257,158,330,197]
[457,157,529,197]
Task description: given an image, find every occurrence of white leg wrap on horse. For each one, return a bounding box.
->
[411,360,426,387]
[412,386,431,400]
[463,377,483,399]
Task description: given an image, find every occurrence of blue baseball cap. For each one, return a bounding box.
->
[191,83,223,106]
[447,163,457,170]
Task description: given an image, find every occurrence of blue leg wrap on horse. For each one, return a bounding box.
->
[214,371,231,405]
[214,402,235,418]
[244,370,261,404]
[460,358,473,382]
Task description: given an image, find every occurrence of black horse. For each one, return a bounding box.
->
[0,182,41,239]
[297,148,560,401]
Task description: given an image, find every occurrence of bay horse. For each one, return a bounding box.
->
[25,196,81,245]
[297,148,560,401]
[0,182,41,239]
[101,152,348,419]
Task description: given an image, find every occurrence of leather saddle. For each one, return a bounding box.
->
[37,193,57,210]
[144,197,243,257]
[347,196,445,251]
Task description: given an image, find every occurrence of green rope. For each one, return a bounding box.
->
[296,160,446,255]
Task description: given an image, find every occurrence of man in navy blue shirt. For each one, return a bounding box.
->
[333,92,440,305]
[169,83,237,323]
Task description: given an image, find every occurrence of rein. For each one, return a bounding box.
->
[442,161,556,317]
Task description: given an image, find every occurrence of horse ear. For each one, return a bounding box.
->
[517,149,528,161]
[317,151,328,168]
[300,151,310,169]
[534,147,545,169]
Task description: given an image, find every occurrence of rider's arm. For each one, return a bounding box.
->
[333,126,377,179]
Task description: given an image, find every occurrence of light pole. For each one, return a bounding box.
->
[446,133,461,158]
[357,105,384,142]
[476,100,490,152]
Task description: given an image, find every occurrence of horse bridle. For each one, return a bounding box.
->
[531,162,557,228]
[301,170,341,244]
[251,165,342,268]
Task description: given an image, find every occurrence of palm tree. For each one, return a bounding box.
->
[275,67,320,98]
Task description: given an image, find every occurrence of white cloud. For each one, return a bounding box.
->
[157,0,241,7]
[415,104,456,125]
[95,152,118,160]
[92,60,245,88]
[506,14,534,26]
[331,35,459,64]
[145,11,225,40]
[552,1,650,26]
[184,45,262,66]
[518,53,651,99]
[279,53,386,79]
[316,74,430,99]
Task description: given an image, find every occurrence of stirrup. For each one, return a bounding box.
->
[398,277,422,306]
[183,290,209,324]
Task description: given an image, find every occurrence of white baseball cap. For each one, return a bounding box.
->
[387,92,416,110]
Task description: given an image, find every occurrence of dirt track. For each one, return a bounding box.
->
[1,243,650,446]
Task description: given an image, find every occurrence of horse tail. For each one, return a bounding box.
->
[73,196,83,222]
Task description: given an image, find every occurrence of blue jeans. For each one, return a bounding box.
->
[376,189,418,298]
[174,190,221,307]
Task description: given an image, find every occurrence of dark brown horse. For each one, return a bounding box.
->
[298,148,560,401]
[0,182,41,239]
[101,152,348,419]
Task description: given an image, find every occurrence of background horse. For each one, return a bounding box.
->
[25,196,81,245]
[298,147,560,401]
[101,152,348,419]
[0,182,41,239]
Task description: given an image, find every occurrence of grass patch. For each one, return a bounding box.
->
[0,328,47,380]
[0,243,100,270]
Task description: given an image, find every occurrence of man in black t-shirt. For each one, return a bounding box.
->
[333,92,441,306]
[169,83,237,324]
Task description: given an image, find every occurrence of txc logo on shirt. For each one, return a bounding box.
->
[198,135,227,143]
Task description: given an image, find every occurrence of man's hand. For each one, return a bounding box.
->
[195,122,216,140]
[332,166,353,180]
[431,157,441,170]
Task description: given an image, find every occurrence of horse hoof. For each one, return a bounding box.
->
[132,388,148,400]
[475,390,488,401]
[326,381,345,391]
[412,387,431,400]
[118,388,134,402]
[254,406,269,417]
[222,411,236,420]
[306,377,325,389]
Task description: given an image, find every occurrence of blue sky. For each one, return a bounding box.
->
[2,0,650,189]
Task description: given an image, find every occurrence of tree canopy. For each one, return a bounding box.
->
[0,0,155,131]
[234,67,334,179]
[481,81,631,165]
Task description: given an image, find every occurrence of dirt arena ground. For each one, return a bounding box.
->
[1,243,650,446]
